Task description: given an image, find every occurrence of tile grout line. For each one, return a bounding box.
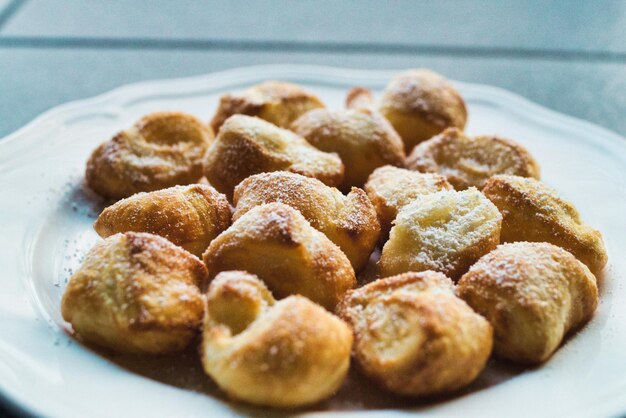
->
[0,0,25,31]
[0,35,625,63]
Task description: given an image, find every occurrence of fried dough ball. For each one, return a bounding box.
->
[202,115,344,200]
[337,271,492,396]
[201,271,352,408]
[364,165,453,237]
[482,175,608,272]
[93,184,231,257]
[380,69,467,152]
[457,242,598,364]
[203,203,356,310]
[233,172,380,271]
[379,188,502,280]
[61,232,206,354]
[406,128,540,190]
[86,112,213,199]
[291,107,405,190]
[210,81,324,132]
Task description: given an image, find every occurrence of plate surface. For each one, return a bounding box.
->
[1,65,625,418]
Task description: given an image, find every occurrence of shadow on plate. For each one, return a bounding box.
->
[94,337,526,415]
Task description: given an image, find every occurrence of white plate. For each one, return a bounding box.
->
[1,65,625,418]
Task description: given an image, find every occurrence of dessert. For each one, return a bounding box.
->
[202,115,344,200]
[233,171,380,271]
[94,184,231,257]
[201,271,352,408]
[457,242,598,364]
[61,232,206,354]
[86,112,213,199]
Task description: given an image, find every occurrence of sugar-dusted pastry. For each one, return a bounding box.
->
[93,184,231,257]
[457,242,598,364]
[201,271,352,408]
[233,172,380,271]
[379,69,467,152]
[337,271,492,396]
[61,232,206,354]
[406,128,540,190]
[482,175,608,272]
[86,112,213,199]
[345,86,375,110]
[291,107,405,190]
[379,188,501,280]
[203,203,356,310]
[364,165,453,237]
[210,81,324,132]
[202,115,344,200]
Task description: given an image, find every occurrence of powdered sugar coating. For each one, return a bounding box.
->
[337,271,492,396]
[94,184,231,257]
[86,112,213,199]
[406,127,540,190]
[292,107,405,190]
[380,69,467,152]
[364,165,453,237]
[210,80,324,132]
[379,188,502,280]
[483,174,607,272]
[203,202,356,309]
[61,232,207,354]
[457,242,598,364]
[202,115,344,200]
[233,171,379,271]
[201,271,352,408]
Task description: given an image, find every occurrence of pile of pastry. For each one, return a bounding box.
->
[62,69,607,408]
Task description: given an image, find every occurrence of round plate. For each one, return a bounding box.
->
[0,65,625,418]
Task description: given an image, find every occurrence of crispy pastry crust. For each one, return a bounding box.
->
[94,184,231,257]
[482,175,608,272]
[380,69,467,152]
[379,188,502,280]
[61,232,207,354]
[337,271,492,396]
[406,128,540,190]
[203,202,356,310]
[210,81,324,132]
[86,112,213,199]
[202,115,344,200]
[457,242,598,364]
[233,172,380,271]
[291,107,405,190]
[201,271,352,408]
[364,165,453,237]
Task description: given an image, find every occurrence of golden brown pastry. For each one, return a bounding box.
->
[406,128,540,190]
[202,115,344,200]
[61,232,206,354]
[482,175,608,272]
[291,107,405,190]
[337,271,492,396]
[201,271,352,408]
[210,81,324,132]
[203,202,356,310]
[93,184,231,257]
[345,86,375,110]
[233,172,380,271]
[86,112,213,199]
[379,188,501,280]
[364,165,453,237]
[457,242,598,364]
[379,69,467,152]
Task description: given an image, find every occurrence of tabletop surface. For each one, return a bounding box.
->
[1,1,625,417]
